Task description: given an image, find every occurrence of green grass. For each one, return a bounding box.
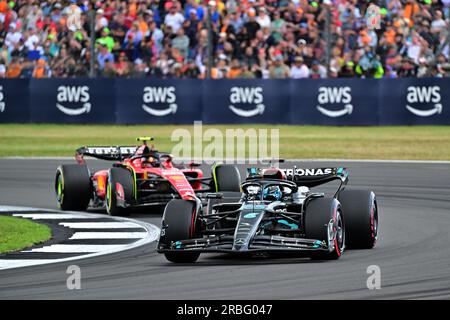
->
[0,124,450,160]
[0,216,52,253]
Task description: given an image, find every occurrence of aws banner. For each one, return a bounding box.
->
[0,79,30,123]
[115,79,202,124]
[29,78,116,124]
[1,78,450,125]
[202,80,291,124]
[290,79,379,125]
[379,78,450,125]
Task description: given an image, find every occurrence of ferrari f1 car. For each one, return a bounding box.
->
[55,137,241,216]
[158,164,379,262]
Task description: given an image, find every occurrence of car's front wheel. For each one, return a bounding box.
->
[55,164,91,211]
[304,197,345,260]
[159,199,200,263]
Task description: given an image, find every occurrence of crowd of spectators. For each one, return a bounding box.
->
[0,0,449,79]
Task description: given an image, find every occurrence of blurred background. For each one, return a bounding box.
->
[1,0,449,80]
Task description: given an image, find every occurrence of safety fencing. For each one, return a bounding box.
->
[0,78,449,125]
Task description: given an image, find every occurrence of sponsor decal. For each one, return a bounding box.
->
[316,86,353,117]
[142,86,177,116]
[0,85,4,112]
[406,86,442,117]
[281,168,333,176]
[243,212,259,219]
[229,86,265,117]
[234,238,246,245]
[85,146,137,155]
[56,86,91,115]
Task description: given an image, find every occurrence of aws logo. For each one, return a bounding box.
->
[142,86,177,116]
[229,87,265,117]
[0,86,5,113]
[317,86,353,117]
[56,86,91,115]
[406,86,442,117]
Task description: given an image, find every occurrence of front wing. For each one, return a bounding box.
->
[158,235,329,254]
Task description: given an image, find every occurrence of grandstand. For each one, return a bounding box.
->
[0,0,449,79]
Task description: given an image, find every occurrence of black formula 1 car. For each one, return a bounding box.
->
[158,164,379,262]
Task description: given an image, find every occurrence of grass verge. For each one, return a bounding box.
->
[0,124,449,160]
[0,216,52,254]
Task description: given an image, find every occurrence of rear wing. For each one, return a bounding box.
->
[281,167,349,188]
[76,146,138,161]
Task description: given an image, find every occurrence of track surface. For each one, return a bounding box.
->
[0,159,449,299]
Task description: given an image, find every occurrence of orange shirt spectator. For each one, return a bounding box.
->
[6,60,21,78]
[404,2,419,27]
[32,59,48,78]
[0,0,7,13]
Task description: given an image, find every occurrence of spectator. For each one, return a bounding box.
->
[171,27,189,59]
[0,0,449,79]
[97,43,114,70]
[290,56,310,79]
[269,54,290,79]
[164,3,185,34]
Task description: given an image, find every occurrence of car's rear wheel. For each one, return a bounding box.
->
[160,199,200,263]
[212,164,241,192]
[304,197,345,260]
[55,164,91,211]
[106,167,133,216]
[338,190,378,249]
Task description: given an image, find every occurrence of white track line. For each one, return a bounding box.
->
[70,232,147,240]
[24,244,128,253]
[58,222,142,229]
[13,213,99,219]
[0,207,160,271]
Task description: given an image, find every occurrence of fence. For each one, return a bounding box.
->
[0,78,449,125]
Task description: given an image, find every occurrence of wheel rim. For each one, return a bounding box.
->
[56,174,63,205]
[335,211,345,251]
[106,183,112,212]
[371,200,378,243]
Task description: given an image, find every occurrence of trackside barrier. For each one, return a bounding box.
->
[0,78,449,125]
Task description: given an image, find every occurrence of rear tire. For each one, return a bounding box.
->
[304,197,345,260]
[339,190,378,249]
[160,199,200,263]
[55,164,91,211]
[212,164,241,192]
[106,167,133,216]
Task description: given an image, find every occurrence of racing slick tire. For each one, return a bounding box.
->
[338,190,378,249]
[160,199,200,263]
[106,167,133,217]
[304,197,345,260]
[55,164,91,211]
[212,164,241,192]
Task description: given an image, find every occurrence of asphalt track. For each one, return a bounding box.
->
[0,158,449,299]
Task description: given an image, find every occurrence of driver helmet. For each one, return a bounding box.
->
[263,185,282,201]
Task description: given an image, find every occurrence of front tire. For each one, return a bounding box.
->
[212,164,241,192]
[55,164,91,211]
[106,167,133,216]
[304,197,345,260]
[338,190,378,249]
[160,199,200,263]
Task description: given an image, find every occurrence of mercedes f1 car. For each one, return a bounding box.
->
[55,137,241,216]
[158,164,379,262]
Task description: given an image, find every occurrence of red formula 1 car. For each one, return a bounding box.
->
[55,137,241,216]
